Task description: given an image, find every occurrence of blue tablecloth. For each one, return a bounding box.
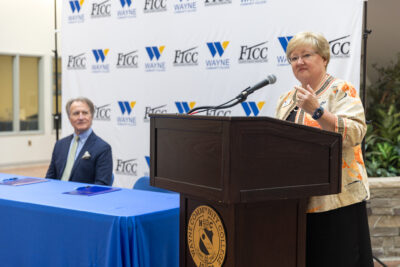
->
[0,173,179,267]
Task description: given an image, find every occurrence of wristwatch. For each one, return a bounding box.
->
[312,106,324,120]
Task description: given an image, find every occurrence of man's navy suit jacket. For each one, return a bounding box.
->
[46,132,113,185]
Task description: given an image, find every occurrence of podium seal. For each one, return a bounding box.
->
[187,205,226,267]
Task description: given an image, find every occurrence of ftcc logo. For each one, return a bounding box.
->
[174,46,198,66]
[205,0,231,7]
[277,36,293,66]
[175,101,196,114]
[118,0,137,18]
[174,0,197,13]
[206,109,231,116]
[67,53,86,70]
[241,101,265,116]
[144,104,168,122]
[92,49,110,73]
[115,158,137,176]
[117,101,137,126]
[145,46,166,72]
[116,50,139,69]
[329,35,351,58]
[68,0,85,23]
[238,41,268,64]
[94,104,111,121]
[206,41,230,70]
[144,0,167,13]
[91,0,111,18]
[93,104,111,121]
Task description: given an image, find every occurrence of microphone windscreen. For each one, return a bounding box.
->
[267,74,277,84]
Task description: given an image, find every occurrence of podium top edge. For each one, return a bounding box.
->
[149,113,283,122]
[149,113,342,138]
[149,113,267,120]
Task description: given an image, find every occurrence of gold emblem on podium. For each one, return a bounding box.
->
[187,205,226,267]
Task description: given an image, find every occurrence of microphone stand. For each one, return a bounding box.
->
[188,86,252,115]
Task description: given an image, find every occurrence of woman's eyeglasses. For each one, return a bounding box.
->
[288,52,317,64]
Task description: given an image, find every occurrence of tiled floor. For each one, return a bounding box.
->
[374,259,400,267]
[0,163,49,178]
[0,164,400,266]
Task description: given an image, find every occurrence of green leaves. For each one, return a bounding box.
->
[365,54,400,177]
[365,135,400,177]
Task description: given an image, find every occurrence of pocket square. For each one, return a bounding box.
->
[82,151,91,159]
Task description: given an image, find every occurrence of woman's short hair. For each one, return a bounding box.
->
[286,31,330,67]
[65,97,95,117]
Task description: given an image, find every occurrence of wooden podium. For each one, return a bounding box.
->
[150,114,342,267]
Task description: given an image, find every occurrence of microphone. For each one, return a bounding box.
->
[187,74,277,115]
[238,74,277,99]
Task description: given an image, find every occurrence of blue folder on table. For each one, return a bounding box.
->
[0,177,48,186]
[64,185,121,196]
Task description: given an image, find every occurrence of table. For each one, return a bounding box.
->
[0,173,179,267]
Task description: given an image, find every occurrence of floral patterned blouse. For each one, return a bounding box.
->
[275,74,370,213]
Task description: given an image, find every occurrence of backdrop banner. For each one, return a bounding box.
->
[62,0,364,188]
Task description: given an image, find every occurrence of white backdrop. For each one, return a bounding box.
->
[62,0,364,188]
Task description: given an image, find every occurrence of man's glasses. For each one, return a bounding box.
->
[288,52,317,64]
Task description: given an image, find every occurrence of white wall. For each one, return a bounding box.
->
[0,0,61,168]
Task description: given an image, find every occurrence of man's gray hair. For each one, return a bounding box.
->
[65,97,95,117]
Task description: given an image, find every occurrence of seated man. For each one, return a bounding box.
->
[46,97,113,185]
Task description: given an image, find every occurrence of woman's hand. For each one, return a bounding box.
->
[295,85,320,115]
[296,84,336,131]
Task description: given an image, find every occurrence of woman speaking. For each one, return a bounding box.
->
[275,32,373,267]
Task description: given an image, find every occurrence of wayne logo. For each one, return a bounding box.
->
[143,104,168,122]
[143,156,150,176]
[91,0,111,18]
[67,53,86,70]
[241,101,265,116]
[240,0,267,6]
[115,158,137,176]
[175,101,196,114]
[329,35,351,58]
[93,104,111,121]
[68,0,85,23]
[117,101,137,126]
[277,36,293,66]
[238,41,268,64]
[92,49,110,73]
[117,0,137,18]
[144,0,167,13]
[174,0,197,13]
[145,46,166,72]
[206,41,230,70]
[205,0,231,7]
[116,50,139,69]
[173,47,198,67]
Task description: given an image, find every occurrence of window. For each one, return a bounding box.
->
[0,54,42,133]
[20,56,39,131]
[0,55,13,132]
